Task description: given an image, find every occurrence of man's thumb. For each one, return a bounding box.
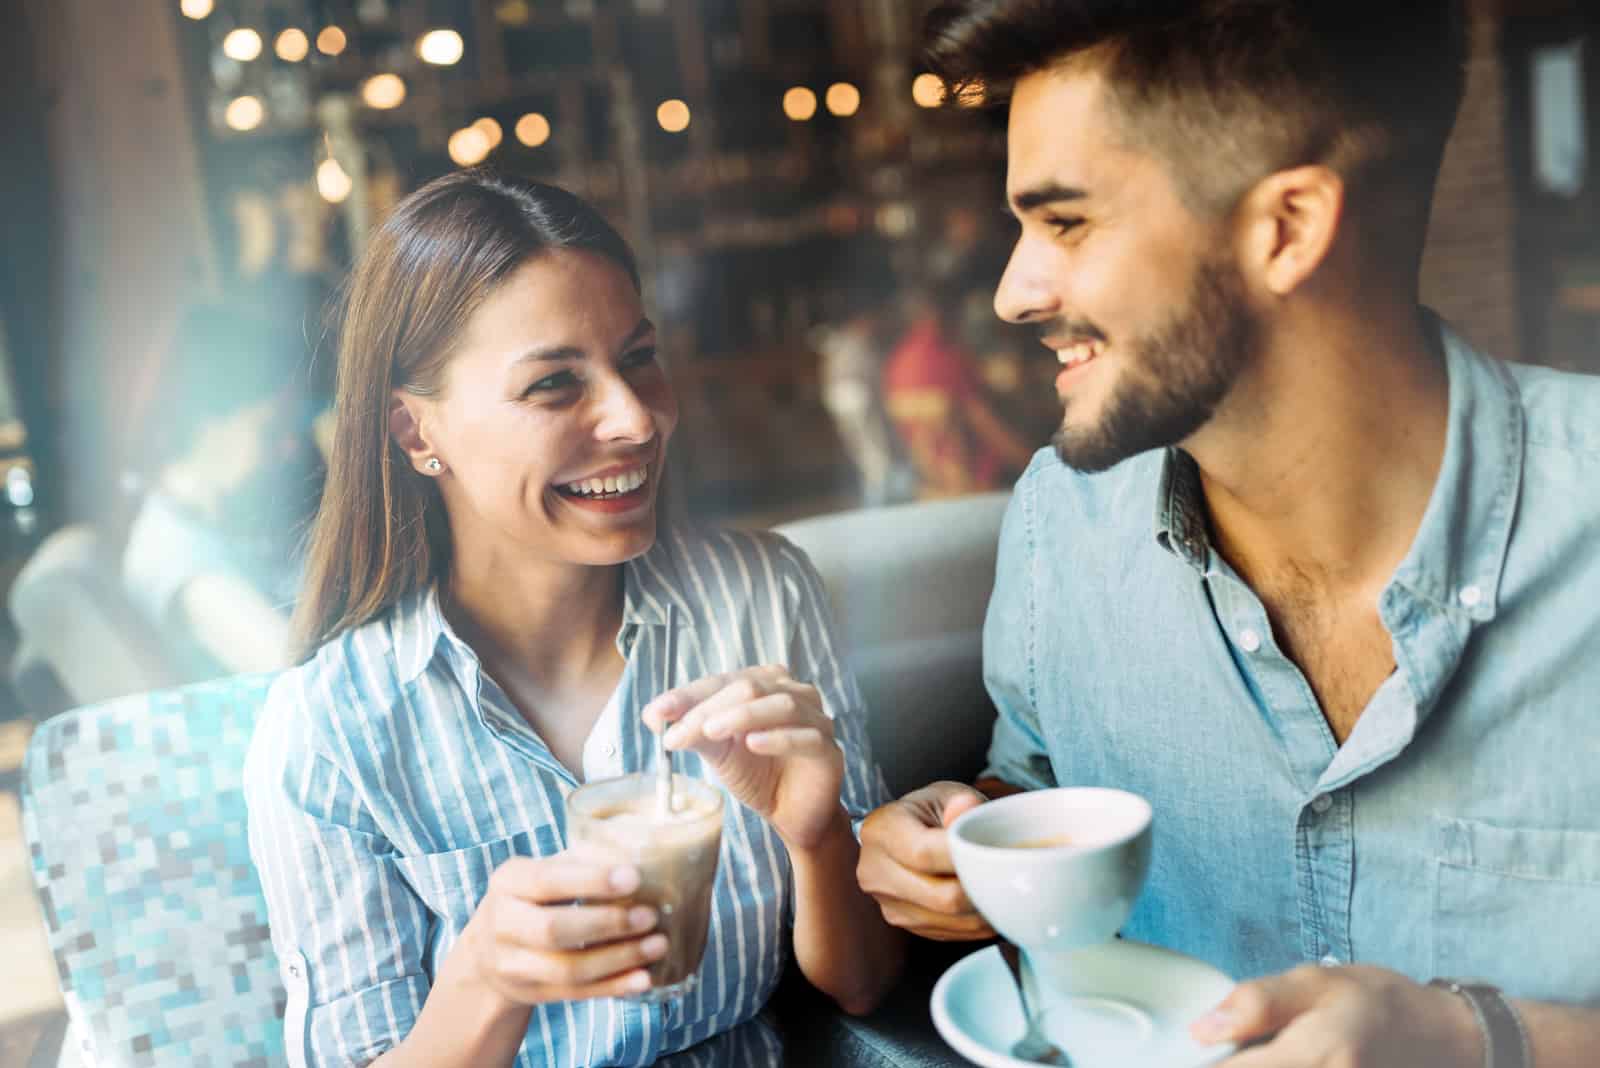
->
[940,789,985,829]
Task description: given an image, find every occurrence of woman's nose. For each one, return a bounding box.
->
[594,375,656,443]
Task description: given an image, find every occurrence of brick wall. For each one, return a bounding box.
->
[1421,0,1523,362]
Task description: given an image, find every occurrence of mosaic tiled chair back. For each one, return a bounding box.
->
[20,674,285,1067]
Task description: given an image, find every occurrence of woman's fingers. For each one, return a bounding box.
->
[642,664,795,732]
[490,855,639,905]
[495,932,670,990]
[662,676,821,751]
[745,726,832,757]
[492,896,658,952]
[703,691,826,740]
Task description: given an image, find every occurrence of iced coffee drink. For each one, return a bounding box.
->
[566,773,724,1000]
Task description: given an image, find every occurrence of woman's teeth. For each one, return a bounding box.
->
[560,465,649,499]
[1056,341,1103,368]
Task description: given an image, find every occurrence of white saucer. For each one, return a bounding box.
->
[930,940,1237,1068]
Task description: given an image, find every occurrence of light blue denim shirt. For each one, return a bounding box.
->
[983,316,1600,1001]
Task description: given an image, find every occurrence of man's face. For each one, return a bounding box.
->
[996,64,1260,473]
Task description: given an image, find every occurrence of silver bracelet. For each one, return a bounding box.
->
[1429,979,1530,1068]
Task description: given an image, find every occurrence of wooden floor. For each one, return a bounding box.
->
[0,719,63,1068]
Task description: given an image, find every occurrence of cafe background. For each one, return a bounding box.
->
[0,0,1596,1062]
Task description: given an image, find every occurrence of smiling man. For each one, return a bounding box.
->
[855,2,1600,1066]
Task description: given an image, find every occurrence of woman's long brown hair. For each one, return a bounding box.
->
[291,170,639,661]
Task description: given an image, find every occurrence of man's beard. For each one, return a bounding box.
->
[1052,255,1258,473]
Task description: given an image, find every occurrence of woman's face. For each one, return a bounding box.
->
[404,249,677,569]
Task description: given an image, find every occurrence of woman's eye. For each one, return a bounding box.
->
[525,370,580,395]
[621,346,659,371]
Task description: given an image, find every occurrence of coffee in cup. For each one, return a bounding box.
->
[565,773,724,1000]
[949,787,1152,1000]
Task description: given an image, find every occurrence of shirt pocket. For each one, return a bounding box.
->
[393,826,561,930]
[1433,817,1600,1002]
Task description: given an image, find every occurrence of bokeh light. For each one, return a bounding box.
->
[316,158,353,203]
[825,82,860,117]
[224,95,265,131]
[472,117,503,149]
[222,28,263,62]
[417,29,465,66]
[361,74,407,110]
[657,99,690,133]
[275,28,309,63]
[317,26,347,56]
[782,87,817,122]
[515,112,551,147]
[448,126,492,166]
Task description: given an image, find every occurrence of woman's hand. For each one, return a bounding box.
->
[461,851,668,1008]
[643,665,845,851]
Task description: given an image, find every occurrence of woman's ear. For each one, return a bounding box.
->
[1237,164,1345,298]
[388,391,439,474]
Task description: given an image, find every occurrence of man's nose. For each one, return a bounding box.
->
[993,240,1059,325]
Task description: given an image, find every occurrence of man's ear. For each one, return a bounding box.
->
[388,391,437,473]
[1237,165,1345,298]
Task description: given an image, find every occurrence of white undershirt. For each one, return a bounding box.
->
[578,658,632,784]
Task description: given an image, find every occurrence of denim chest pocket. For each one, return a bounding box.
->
[1434,818,1600,1002]
[393,826,561,929]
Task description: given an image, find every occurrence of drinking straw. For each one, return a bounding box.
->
[655,602,675,817]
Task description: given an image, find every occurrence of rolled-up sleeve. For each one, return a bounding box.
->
[776,540,893,825]
[981,479,1057,792]
[245,670,432,1068]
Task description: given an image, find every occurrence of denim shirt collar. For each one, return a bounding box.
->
[1153,311,1524,628]
[392,550,681,687]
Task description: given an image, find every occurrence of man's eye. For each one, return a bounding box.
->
[525,370,580,394]
[1047,216,1084,237]
[621,346,659,370]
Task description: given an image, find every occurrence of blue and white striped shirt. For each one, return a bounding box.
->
[244,526,890,1067]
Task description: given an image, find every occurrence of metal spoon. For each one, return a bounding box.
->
[997,941,1071,1066]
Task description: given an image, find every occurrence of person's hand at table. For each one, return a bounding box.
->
[1191,963,1483,1067]
[855,781,995,941]
[459,851,667,1006]
[643,664,843,850]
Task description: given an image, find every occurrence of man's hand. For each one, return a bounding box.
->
[1194,964,1482,1067]
[855,781,994,941]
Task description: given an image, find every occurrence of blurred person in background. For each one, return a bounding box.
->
[121,303,324,678]
[811,265,914,507]
[882,269,1036,497]
[245,172,901,1068]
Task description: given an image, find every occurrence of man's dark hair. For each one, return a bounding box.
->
[925,0,1468,235]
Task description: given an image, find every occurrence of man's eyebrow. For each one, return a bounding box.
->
[514,318,655,364]
[1009,183,1089,214]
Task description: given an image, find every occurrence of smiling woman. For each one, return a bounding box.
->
[244,171,903,1068]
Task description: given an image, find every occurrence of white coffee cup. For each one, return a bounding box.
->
[949,787,1152,992]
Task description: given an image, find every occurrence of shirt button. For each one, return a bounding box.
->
[287,962,301,978]
[1310,793,1333,814]
[1319,954,1342,967]
[1238,628,1262,653]
[602,742,617,757]
[1458,585,1483,608]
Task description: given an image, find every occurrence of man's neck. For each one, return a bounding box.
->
[1188,305,1449,596]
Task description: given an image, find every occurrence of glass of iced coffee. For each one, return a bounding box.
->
[565,773,725,1001]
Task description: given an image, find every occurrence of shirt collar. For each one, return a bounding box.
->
[1388,315,1522,623]
[392,539,689,685]
[1153,447,1210,571]
[1152,312,1523,623]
